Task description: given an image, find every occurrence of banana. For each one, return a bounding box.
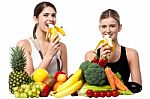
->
[46,24,66,42]
[54,26,66,36]
[56,69,82,92]
[54,80,83,98]
[95,34,115,51]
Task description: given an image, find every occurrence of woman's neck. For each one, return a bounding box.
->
[35,30,47,43]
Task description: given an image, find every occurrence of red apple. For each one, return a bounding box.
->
[54,71,65,79]
[40,84,51,97]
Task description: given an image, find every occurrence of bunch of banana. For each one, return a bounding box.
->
[46,21,66,42]
[95,34,115,51]
[50,69,83,98]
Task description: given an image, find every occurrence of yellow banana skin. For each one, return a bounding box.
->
[56,69,82,92]
[46,25,66,41]
[54,26,65,36]
[95,35,115,51]
[54,80,83,98]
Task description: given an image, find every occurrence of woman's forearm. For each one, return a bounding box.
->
[38,54,53,69]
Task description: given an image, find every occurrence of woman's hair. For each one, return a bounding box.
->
[100,9,120,25]
[33,1,57,38]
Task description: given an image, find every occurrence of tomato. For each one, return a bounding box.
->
[93,92,99,98]
[86,89,93,97]
[99,91,106,97]
[106,91,112,97]
[111,90,119,97]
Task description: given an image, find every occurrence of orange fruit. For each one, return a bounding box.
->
[33,68,49,82]
[53,81,64,91]
[57,74,68,82]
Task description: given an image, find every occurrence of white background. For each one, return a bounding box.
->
[0,0,149,98]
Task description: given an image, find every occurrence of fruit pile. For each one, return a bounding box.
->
[8,46,138,98]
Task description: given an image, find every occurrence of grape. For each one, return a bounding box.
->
[36,84,40,89]
[21,93,28,98]
[28,90,33,96]
[24,88,29,94]
[14,92,20,98]
[32,88,37,93]
[21,84,27,89]
[19,88,24,93]
[20,93,25,98]
[36,94,40,98]
[40,85,44,90]
[32,93,36,97]
[13,87,19,92]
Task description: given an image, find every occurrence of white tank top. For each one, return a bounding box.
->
[27,37,62,75]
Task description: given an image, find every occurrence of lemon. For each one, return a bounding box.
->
[33,68,49,82]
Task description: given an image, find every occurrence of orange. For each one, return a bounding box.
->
[53,81,64,91]
[57,74,68,82]
[33,68,49,82]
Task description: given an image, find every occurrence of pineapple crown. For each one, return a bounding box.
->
[10,46,27,71]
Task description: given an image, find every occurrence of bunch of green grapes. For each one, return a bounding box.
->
[13,83,44,98]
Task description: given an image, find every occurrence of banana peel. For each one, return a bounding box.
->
[95,35,115,51]
[46,24,66,42]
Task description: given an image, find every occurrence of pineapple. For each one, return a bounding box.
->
[9,46,29,94]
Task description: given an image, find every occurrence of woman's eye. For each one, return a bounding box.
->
[101,25,106,28]
[52,13,56,18]
[43,14,48,17]
[110,25,116,28]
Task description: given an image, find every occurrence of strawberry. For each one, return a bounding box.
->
[40,84,51,97]
[98,55,108,67]
[54,71,66,79]
[91,57,99,64]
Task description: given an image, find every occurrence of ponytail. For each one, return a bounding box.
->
[33,24,37,39]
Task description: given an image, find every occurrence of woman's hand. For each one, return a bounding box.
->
[100,42,112,59]
[46,35,60,59]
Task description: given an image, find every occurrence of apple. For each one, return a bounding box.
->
[40,84,51,97]
[57,74,68,82]
[54,71,65,79]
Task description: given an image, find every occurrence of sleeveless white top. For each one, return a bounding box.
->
[28,38,62,75]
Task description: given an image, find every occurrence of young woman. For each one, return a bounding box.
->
[85,9,142,85]
[17,1,67,76]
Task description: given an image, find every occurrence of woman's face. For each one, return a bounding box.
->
[99,17,121,41]
[35,7,56,33]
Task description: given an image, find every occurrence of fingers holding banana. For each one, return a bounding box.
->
[100,42,112,58]
[46,35,61,58]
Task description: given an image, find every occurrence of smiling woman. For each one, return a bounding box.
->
[16,1,68,76]
[85,9,142,85]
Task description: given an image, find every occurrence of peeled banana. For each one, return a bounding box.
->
[95,34,115,51]
[56,69,82,92]
[46,23,66,42]
[54,80,83,98]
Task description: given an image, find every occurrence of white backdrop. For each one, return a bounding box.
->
[0,0,149,98]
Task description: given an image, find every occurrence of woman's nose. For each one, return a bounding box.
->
[106,27,110,32]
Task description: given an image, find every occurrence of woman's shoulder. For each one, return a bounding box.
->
[17,39,29,47]
[17,38,32,52]
[59,42,67,51]
[126,47,138,55]
[85,50,96,61]
[125,47,139,61]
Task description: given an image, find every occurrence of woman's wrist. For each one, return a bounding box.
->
[38,54,53,69]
